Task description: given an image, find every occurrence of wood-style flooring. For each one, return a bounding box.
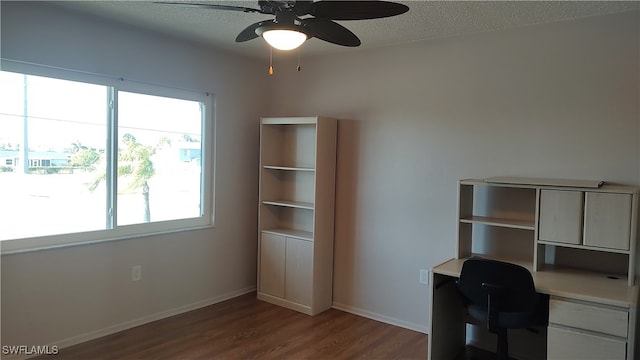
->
[35,292,427,359]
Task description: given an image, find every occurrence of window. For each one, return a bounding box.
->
[0,67,213,252]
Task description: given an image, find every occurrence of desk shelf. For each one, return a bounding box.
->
[459,216,535,230]
[537,240,631,255]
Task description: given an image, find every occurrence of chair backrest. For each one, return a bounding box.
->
[457,258,538,312]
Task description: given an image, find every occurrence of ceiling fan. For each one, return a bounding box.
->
[156,1,410,51]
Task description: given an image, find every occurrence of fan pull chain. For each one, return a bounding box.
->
[297,49,301,72]
[268,47,274,75]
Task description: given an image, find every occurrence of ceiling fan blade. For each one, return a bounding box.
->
[303,18,360,47]
[292,0,315,16]
[236,20,271,42]
[310,1,409,20]
[153,2,269,14]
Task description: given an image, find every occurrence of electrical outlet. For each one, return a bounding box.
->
[419,269,429,285]
[132,265,142,281]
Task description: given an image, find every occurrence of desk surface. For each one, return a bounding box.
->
[434,257,638,308]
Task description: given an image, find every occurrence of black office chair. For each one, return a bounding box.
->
[457,258,548,360]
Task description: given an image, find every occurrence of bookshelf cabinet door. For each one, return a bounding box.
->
[285,238,313,306]
[259,233,286,298]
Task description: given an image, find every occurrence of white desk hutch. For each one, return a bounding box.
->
[430,177,639,360]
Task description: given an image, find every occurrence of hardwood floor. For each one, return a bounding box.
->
[36,293,427,359]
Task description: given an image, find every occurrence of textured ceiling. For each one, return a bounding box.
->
[55,1,640,58]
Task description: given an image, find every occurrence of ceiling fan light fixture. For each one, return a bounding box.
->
[159,0,411,50]
[261,29,307,51]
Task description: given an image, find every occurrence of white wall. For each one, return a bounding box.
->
[0,1,267,349]
[266,10,640,331]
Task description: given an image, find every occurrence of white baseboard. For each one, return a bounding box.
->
[6,286,256,360]
[331,301,428,334]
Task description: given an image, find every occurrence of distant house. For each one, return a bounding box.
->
[177,144,201,165]
[0,151,18,167]
[0,150,69,169]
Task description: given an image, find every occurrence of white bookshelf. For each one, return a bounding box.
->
[257,116,337,315]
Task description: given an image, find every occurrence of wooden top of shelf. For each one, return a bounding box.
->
[460,177,639,193]
[262,200,314,210]
[485,176,604,189]
[261,117,318,125]
[262,228,313,241]
[434,257,637,308]
[263,165,315,172]
[460,216,535,230]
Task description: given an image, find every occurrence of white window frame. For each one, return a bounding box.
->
[0,60,216,254]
